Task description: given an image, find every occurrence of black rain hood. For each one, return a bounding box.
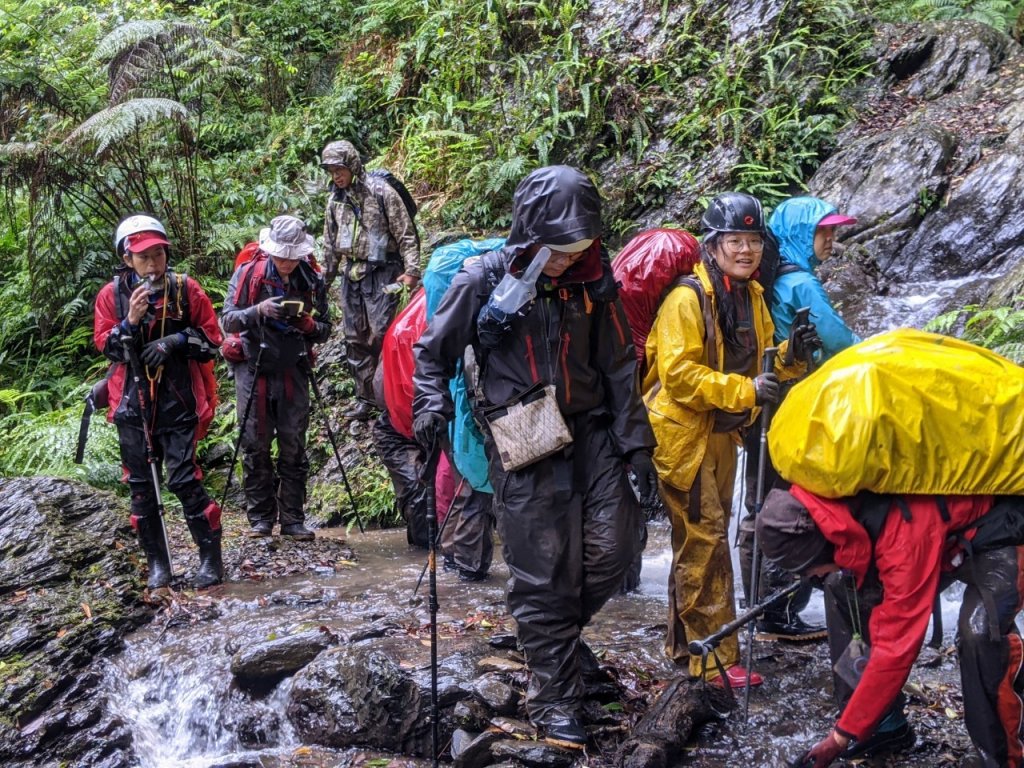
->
[503,165,603,283]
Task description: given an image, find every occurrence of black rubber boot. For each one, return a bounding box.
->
[186,503,224,588]
[133,514,172,589]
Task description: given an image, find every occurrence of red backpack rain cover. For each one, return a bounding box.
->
[380,289,427,439]
[612,228,701,365]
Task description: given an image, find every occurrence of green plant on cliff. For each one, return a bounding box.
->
[925,304,1024,363]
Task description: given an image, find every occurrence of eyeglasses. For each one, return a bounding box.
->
[722,236,764,253]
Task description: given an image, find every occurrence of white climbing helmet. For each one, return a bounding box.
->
[114,214,168,257]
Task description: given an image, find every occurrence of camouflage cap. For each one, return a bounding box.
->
[320,140,363,176]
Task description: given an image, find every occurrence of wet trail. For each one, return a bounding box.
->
[103,512,980,768]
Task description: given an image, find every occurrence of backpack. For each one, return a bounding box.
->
[368,169,420,249]
[611,229,701,368]
[850,492,1024,643]
[368,169,418,220]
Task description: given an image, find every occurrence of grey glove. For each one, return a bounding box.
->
[753,372,780,405]
[141,333,186,367]
[258,296,285,320]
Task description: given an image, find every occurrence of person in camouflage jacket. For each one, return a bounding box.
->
[320,140,420,421]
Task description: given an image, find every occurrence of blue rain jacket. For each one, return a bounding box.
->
[768,196,861,361]
[423,237,506,493]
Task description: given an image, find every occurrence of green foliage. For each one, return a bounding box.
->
[907,0,1021,32]
[925,304,1024,363]
[0,382,122,487]
[310,461,400,531]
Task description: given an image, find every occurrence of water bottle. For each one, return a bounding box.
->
[490,247,551,314]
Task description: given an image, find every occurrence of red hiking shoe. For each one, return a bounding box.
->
[710,665,763,688]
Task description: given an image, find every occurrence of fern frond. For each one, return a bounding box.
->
[62,98,193,156]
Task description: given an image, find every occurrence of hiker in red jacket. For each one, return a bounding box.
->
[757,486,1024,768]
[94,214,223,589]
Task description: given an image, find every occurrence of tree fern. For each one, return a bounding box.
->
[63,98,193,156]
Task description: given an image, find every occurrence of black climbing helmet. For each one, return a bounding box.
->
[701,192,765,234]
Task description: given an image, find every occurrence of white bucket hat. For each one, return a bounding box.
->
[259,215,315,261]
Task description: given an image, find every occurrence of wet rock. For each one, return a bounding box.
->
[810,123,956,272]
[454,698,493,731]
[287,645,451,756]
[476,655,526,674]
[472,674,519,715]
[452,728,503,768]
[900,22,1014,101]
[490,739,579,767]
[896,151,1024,281]
[0,477,150,768]
[230,628,338,689]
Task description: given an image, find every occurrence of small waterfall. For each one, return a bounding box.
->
[103,602,300,768]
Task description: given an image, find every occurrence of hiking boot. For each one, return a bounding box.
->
[248,520,273,537]
[842,722,915,760]
[457,567,487,582]
[442,554,458,573]
[186,504,224,589]
[133,515,172,590]
[710,665,763,688]
[541,716,587,749]
[347,401,375,421]
[280,522,316,541]
[756,614,828,642]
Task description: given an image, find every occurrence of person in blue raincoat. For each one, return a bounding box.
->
[739,195,861,641]
[769,196,860,359]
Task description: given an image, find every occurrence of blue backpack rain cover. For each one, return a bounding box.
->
[423,238,506,493]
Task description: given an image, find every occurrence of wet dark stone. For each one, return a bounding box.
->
[453,728,502,768]
[490,739,578,767]
[454,698,494,731]
[287,645,450,756]
[472,675,519,716]
[0,477,150,768]
[230,628,338,689]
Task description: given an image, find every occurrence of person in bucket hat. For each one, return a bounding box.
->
[221,215,332,540]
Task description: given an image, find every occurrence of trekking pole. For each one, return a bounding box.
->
[219,343,265,511]
[690,581,803,658]
[420,438,443,768]
[413,475,467,598]
[743,345,778,722]
[306,368,365,533]
[122,336,175,584]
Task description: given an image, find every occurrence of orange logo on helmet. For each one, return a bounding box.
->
[744,215,754,226]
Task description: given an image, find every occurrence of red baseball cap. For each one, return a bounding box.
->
[125,231,170,253]
[818,213,857,227]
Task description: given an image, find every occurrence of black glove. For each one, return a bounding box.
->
[786,322,823,365]
[627,450,659,506]
[753,372,780,405]
[477,296,533,350]
[413,411,447,451]
[141,333,185,367]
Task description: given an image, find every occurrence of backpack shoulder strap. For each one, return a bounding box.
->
[112,275,128,322]
[670,275,718,371]
[237,258,266,307]
[777,262,802,277]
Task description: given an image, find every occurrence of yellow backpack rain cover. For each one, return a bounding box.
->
[769,328,1024,498]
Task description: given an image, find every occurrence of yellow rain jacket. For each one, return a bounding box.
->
[769,328,1024,497]
[643,261,803,491]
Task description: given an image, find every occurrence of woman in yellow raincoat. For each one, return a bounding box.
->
[643,192,815,685]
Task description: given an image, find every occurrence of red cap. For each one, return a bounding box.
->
[818,213,857,227]
[125,231,170,253]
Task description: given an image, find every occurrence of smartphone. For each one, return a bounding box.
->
[281,300,304,317]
